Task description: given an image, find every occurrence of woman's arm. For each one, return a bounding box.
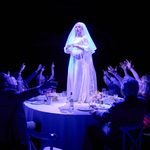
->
[126,60,141,81]
[64,44,73,54]
[107,66,123,84]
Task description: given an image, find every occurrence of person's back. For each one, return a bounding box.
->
[108,96,146,132]
[107,77,147,134]
[87,76,147,150]
[138,74,150,134]
[0,72,51,150]
[0,89,19,149]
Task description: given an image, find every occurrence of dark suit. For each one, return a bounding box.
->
[0,88,40,150]
[86,96,147,150]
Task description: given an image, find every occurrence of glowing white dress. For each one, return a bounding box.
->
[64,23,97,103]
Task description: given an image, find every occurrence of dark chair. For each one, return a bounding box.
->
[120,124,143,150]
[27,121,62,150]
[142,114,150,149]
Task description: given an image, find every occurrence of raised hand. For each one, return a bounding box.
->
[48,62,55,81]
[36,64,43,72]
[119,61,127,70]
[19,63,26,74]
[125,59,134,69]
[103,70,109,76]
[107,66,117,75]
[41,66,45,73]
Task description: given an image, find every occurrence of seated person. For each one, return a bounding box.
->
[85,76,147,150]
[123,60,150,133]
[124,59,150,96]
[0,72,51,150]
[139,74,150,134]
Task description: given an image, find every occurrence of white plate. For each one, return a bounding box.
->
[77,106,92,111]
[97,104,111,110]
[97,106,108,110]
[26,101,45,105]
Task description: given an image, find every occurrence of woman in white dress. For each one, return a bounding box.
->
[64,22,97,103]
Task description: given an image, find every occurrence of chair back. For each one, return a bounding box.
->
[120,123,143,150]
[27,121,62,150]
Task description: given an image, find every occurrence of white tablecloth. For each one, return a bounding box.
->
[24,96,102,150]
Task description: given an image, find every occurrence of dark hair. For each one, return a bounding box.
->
[121,76,139,97]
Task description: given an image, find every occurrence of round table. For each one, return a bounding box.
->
[24,96,100,150]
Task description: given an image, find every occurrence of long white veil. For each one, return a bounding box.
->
[64,22,97,53]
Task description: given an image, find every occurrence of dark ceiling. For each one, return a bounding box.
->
[1,1,149,90]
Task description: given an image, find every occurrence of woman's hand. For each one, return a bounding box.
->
[74,53,83,59]
[73,45,84,51]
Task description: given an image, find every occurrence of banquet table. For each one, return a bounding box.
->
[24,94,111,150]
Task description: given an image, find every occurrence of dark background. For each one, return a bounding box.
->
[1,1,149,91]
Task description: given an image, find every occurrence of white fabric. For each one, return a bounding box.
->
[24,100,99,150]
[64,22,98,103]
[24,101,95,115]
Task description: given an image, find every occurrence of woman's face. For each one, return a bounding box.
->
[74,23,84,37]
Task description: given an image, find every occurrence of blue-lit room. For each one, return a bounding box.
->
[0,1,149,150]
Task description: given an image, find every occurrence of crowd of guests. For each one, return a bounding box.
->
[0,62,58,150]
[84,59,150,149]
[0,59,150,149]
[85,75,147,149]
